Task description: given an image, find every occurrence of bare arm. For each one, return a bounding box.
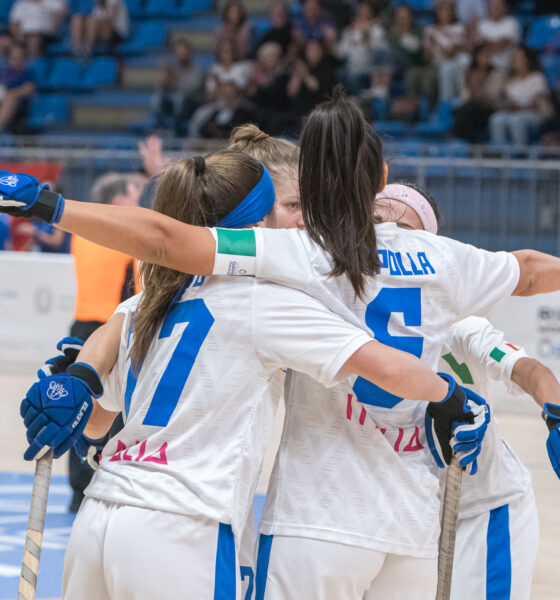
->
[510,357,560,410]
[76,313,123,438]
[342,340,448,402]
[512,250,560,296]
[58,200,215,275]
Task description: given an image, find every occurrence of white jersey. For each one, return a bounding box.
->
[439,316,533,519]
[211,224,520,557]
[85,275,373,540]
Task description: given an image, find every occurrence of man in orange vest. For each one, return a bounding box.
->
[69,172,145,512]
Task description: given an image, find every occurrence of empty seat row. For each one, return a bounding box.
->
[28,57,118,91]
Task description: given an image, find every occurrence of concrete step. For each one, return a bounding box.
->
[171,30,215,52]
[72,104,149,129]
[122,65,163,89]
[216,0,268,14]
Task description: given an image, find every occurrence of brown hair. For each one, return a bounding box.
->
[228,124,299,185]
[299,86,384,298]
[131,151,263,369]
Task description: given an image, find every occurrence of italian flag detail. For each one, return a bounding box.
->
[490,347,506,363]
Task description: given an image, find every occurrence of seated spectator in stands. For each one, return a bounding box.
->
[387,4,423,80]
[337,2,388,95]
[476,0,520,71]
[294,0,338,56]
[248,42,291,134]
[215,0,252,61]
[206,38,252,102]
[153,40,206,136]
[453,43,506,142]
[71,0,129,57]
[0,213,10,250]
[456,0,486,48]
[254,1,294,58]
[0,43,35,133]
[70,0,94,55]
[489,46,554,146]
[423,0,470,102]
[9,0,67,58]
[541,68,560,146]
[287,38,338,126]
[190,78,255,139]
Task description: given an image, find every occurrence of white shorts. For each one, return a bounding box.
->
[254,534,437,600]
[63,497,242,600]
[452,491,539,600]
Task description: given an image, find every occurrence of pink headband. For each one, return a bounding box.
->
[376,184,438,234]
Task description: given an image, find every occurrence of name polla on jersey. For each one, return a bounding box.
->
[439,316,532,519]
[86,275,373,539]
[211,224,521,558]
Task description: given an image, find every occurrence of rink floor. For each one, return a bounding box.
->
[0,372,558,599]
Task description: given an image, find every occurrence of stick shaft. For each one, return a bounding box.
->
[18,450,53,600]
[436,457,463,600]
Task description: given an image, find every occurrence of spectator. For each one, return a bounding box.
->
[423,0,470,101]
[255,1,294,57]
[215,0,252,61]
[387,4,423,80]
[0,43,35,133]
[248,42,291,134]
[456,0,486,48]
[190,79,255,139]
[71,0,129,57]
[70,0,94,55]
[476,0,520,71]
[206,38,252,101]
[153,40,206,136]
[287,38,338,125]
[295,0,338,55]
[489,46,554,146]
[68,171,144,513]
[337,2,389,95]
[9,0,67,58]
[453,43,506,142]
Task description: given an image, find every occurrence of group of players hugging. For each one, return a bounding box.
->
[1,89,559,600]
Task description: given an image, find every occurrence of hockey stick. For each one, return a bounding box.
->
[18,449,53,600]
[436,456,463,600]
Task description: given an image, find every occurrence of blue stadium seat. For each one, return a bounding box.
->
[182,0,212,15]
[0,0,13,21]
[541,54,560,89]
[413,101,454,139]
[27,58,50,89]
[28,95,69,129]
[143,0,178,17]
[44,58,83,90]
[527,16,560,49]
[120,22,167,54]
[124,0,144,18]
[81,57,118,89]
[393,0,433,11]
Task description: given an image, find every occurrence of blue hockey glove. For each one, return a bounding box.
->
[37,337,84,378]
[0,171,65,224]
[425,373,490,475]
[20,362,103,461]
[543,403,560,479]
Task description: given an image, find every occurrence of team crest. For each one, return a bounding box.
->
[0,175,18,187]
[47,381,69,402]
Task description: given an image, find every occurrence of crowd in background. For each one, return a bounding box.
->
[154,0,560,145]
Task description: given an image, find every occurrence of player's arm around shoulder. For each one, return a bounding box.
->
[512,249,560,296]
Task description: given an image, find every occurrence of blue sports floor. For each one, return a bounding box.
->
[0,472,266,599]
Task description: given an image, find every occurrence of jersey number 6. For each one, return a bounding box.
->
[125,299,215,427]
[353,287,423,409]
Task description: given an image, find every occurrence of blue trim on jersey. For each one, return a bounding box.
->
[214,523,236,600]
[486,504,511,600]
[255,534,273,600]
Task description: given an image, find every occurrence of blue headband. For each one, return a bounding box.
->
[217,165,275,228]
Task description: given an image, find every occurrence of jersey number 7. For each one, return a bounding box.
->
[125,299,215,427]
[353,287,423,409]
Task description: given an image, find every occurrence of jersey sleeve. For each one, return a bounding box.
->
[450,317,528,396]
[210,227,315,292]
[440,237,520,319]
[254,282,373,388]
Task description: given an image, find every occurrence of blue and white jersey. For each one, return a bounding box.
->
[439,317,533,519]
[85,275,373,540]
[211,223,520,557]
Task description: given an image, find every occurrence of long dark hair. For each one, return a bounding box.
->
[299,86,384,298]
[132,151,263,369]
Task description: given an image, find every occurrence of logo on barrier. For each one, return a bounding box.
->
[0,175,18,187]
[47,381,68,402]
[34,286,53,314]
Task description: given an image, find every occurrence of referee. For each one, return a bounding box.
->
[69,172,144,512]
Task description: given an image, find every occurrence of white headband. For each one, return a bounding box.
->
[376,184,438,234]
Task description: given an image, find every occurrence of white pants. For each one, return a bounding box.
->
[451,492,539,600]
[255,535,437,600]
[63,497,241,600]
